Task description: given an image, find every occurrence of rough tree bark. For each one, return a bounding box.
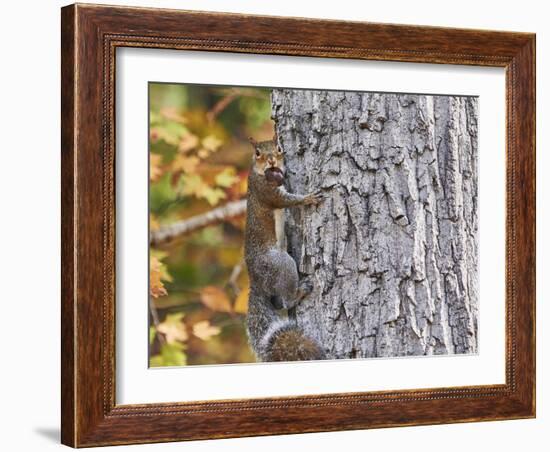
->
[272,89,478,359]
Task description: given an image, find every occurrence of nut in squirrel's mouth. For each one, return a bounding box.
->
[264,166,285,186]
[265,166,284,176]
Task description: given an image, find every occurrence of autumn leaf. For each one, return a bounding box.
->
[200,286,232,313]
[151,121,188,146]
[178,133,199,154]
[202,187,226,206]
[150,255,170,298]
[150,154,163,182]
[179,173,206,197]
[179,174,227,206]
[172,155,200,174]
[215,167,239,188]
[227,171,249,201]
[157,312,188,344]
[234,286,249,314]
[201,135,223,152]
[192,320,221,341]
[150,214,160,231]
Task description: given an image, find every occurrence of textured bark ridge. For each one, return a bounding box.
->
[272,89,479,359]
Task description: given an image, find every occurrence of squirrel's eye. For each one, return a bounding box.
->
[277,147,284,154]
[255,149,261,157]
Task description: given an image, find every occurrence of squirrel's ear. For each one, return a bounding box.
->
[248,136,258,147]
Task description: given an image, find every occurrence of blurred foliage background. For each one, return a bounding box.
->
[149,83,274,366]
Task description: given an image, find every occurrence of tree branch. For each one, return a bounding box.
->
[150,199,247,246]
[226,257,244,296]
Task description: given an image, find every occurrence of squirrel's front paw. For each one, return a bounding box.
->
[304,189,324,206]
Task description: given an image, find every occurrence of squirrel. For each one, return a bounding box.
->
[244,136,326,362]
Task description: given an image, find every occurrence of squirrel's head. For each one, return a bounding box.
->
[248,136,285,177]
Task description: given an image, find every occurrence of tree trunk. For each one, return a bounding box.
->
[272,89,478,359]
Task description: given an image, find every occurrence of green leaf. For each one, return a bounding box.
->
[150,173,178,214]
[155,121,188,147]
[160,342,187,366]
[202,187,226,206]
[215,168,239,188]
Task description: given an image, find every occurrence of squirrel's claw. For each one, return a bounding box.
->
[305,189,324,205]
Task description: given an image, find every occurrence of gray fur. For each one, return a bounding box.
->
[244,140,324,361]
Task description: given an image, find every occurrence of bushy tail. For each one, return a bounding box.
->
[261,321,326,362]
[247,288,325,362]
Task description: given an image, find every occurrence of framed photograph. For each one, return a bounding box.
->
[61,3,535,447]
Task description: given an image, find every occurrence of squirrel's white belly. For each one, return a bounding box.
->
[274,209,284,249]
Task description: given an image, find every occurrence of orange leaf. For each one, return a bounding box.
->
[150,256,168,298]
[200,286,232,313]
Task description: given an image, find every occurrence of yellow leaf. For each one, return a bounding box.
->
[215,167,239,188]
[202,187,226,206]
[180,174,208,197]
[202,135,223,152]
[150,214,160,231]
[197,148,210,159]
[179,174,226,206]
[157,313,188,344]
[192,320,221,340]
[151,249,167,258]
[234,286,249,314]
[200,286,232,313]
[172,155,200,174]
[150,154,163,182]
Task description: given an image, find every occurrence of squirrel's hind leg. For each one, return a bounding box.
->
[267,249,313,310]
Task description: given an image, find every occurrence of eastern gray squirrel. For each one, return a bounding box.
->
[244,136,326,362]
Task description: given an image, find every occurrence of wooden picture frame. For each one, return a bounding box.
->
[61,3,535,447]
